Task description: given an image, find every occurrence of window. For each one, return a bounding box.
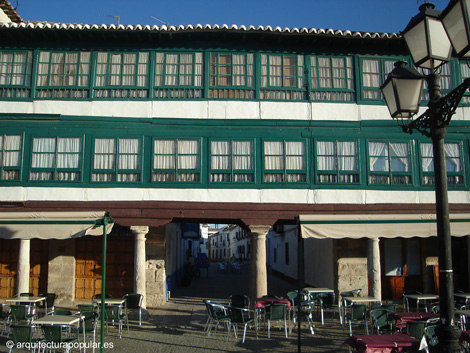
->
[460,60,470,103]
[419,62,453,101]
[95,52,149,98]
[361,58,396,100]
[0,50,32,98]
[209,53,254,99]
[155,52,203,98]
[153,139,200,182]
[263,140,306,182]
[0,134,22,181]
[30,137,82,181]
[420,142,464,185]
[368,141,412,185]
[92,138,141,182]
[260,54,306,100]
[316,140,359,184]
[210,140,253,182]
[36,51,91,98]
[310,56,355,101]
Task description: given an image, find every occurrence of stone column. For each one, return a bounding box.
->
[368,238,382,301]
[17,239,30,294]
[248,225,270,305]
[130,226,149,309]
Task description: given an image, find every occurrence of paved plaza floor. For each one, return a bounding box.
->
[0,263,369,352]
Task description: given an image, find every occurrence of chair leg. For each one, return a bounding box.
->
[349,320,352,336]
[226,322,232,342]
[139,308,142,326]
[242,324,247,344]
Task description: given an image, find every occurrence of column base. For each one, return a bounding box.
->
[435,324,465,353]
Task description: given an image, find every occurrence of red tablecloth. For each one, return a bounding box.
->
[387,312,438,328]
[255,297,291,310]
[344,333,420,353]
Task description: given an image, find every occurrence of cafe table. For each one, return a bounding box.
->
[344,333,420,353]
[6,296,47,317]
[402,294,438,312]
[34,314,86,351]
[387,311,438,329]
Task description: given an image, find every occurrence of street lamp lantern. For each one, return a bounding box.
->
[441,0,470,58]
[402,2,453,70]
[381,61,424,123]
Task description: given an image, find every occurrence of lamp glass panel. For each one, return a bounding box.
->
[442,1,468,54]
[381,80,398,117]
[395,79,423,112]
[427,18,453,60]
[404,21,428,66]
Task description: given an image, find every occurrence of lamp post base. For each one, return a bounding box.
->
[436,324,465,353]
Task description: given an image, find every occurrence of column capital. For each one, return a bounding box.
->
[130,226,149,237]
[248,225,271,237]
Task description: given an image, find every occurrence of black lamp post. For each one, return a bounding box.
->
[381,1,470,352]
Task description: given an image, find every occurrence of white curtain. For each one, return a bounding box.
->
[319,57,332,88]
[96,52,108,86]
[137,52,148,87]
[285,141,304,170]
[118,139,139,169]
[421,143,434,172]
[177,140,198,169]
[32,138,55,168]
[362,59,380,88]
[154,140,175,169]
[233,141,252,170]
[79,52,90,87]
[269,55,282,87]
[155,53,164,86]
[165,54,178,86]
[337,141,357,171]
[57,138,80,169]
[445,143,461,172]
[109,53,122,86]
[211,141,230,169]
[261,54,268,87]
[122,54,136,86]
[233,55,246,86]
[94,138,115,169]
[332,57,346,88]
[194,53,203,87]
[390,143,410,172]
[37,52,50,86]
[317,141,335,170]
[1,135,21,167]
[369,142,388,171]
[180,54,193,86]
[264,141,283,170]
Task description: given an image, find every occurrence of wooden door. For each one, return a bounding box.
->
[0,239,19,298]
[30,239,49,296]
[75,236,134,300]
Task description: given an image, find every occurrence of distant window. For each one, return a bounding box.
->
[361,58,396,100]
[368,141,412,185]
[310,56,355,101]
[0,134,22,181]
[210,140,254,182]
[152,139,200,182]
[30,137,82,182]
[263,140,306,182]
[0,50,32,98]
[420,142,464,185]
[92,138,141,182]
[316,140,359,184]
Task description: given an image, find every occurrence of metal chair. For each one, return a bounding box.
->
[104,304,128,338]
[41,324,78,353]
[9,304,36,324]
[346,304,369,336]
[403,290,427,312]
[424,324,439,353]
[405,320,427,340]
[370,307,395,334]
[123,293,144,326]
[78,304,96,313]
[1,304,12,337]
[72,311,99,353]
[38,293,57,315]
[316,292,340,325]
[9,324,44,353]
[226,306,255,344]
[92,293,113,300]
[229,294,250,309]
[266,303,288,338]
[205,301,230,337]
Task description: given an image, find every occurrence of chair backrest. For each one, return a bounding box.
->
[10,304,28,321]
[19,293,33,297]
[104,305,121,320]
[229,294,250,309]
[227,306,249,324]
[124,293,143,309]
[52,309,73,316]
[81,311,99,332]
[286,291,299,306]
[406,320,427,340]
[267,304,287,320]
[380,303,397,312]
[42,293,57,308]
[424,324,439,352]
[349,304,367,320]
[317,292,335,308]
[93,293,113,300]
[370,308,392,330]
[10,324,33,344]
[78,304,95,313]
[42,324,65,343]
[207,301,226,320]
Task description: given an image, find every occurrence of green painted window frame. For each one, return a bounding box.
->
[209,139,255,183]
[458,59,470,105]
[315,139,360,184]
[262,139,307,183]
[309,55,355,102]
[0,134,23,181]
[154,52,204,99]
[94,51,150,99]
[0,50,33,99]
[260,53,306,100]
[209,52,255,99]
[152,138,201,183]
[36,50,91,99]
[91,137,143,183]
[419,140,465,187]
[418,61,454,103]
[359,57,398,102]
[29,136,83,182]
[367,140,413,186]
